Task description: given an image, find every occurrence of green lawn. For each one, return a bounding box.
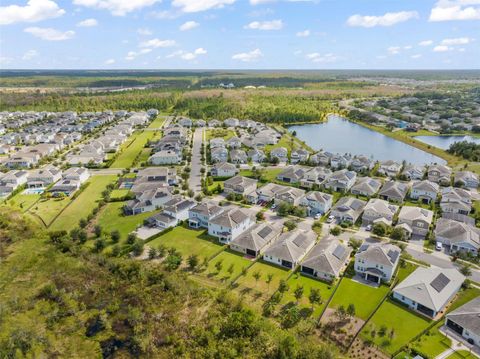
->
[265,134,297,156]
[260,168,283,183]
[110,131,155,168]
[28,197,71,226]
[234,260,291,305]
[328,278,389,320]
[446,350,477,359]
[281,273,335,317]
[110,189,130,200]
[203,250,253,284]
[96,202,152,242]
[50,175,116,231]
[411,321,451,358]
[206,128,236,141]
[148,226,224,261]
[361,299,431,354]
[147,117,165,129]
[396,262,418,283]
[4,193,40,212]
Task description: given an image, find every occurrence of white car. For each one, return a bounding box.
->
[365,224,372,231]
[314,213,321,220]
[435,242,443,251]
[270,204,277,210]
[326,215,335,223]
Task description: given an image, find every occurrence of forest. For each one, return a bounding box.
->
[447,141,480,161]
[0,208,339,358]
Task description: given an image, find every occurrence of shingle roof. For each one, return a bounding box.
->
[301,239,352,277]
[446,297,480,336]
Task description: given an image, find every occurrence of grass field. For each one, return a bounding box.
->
[28,197,71,226]
[147,117,165,129]
[411,321,451,358]
[361,299,431,354]
[4,193,40,211]
[206,128,236,141]
[281,273,335,317]
[328,278,390,320]
[396,262,418,283]
[110,131,155,168]
[50,175,116,231]
[96,201,152,242]
[202,249,253,284]
[110,189,130,200]
[446,351,477,359]
[148,226,225,261]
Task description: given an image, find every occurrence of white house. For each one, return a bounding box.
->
[149,150,182,165]
[354,242,401,283]
[410,180,440,204]
[188,202,224,228]
[362,198,399,225]
[300,191,333,216]
[208,208,255,243]
[445,297,480,347]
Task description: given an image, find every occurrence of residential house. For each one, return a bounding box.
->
[300,191,333,216]
[263,229,317,269]
[362,198,399,225]
[27,165,62,188]
[445,297,480,347]
[273,186,306,207]
[324,169,357,192]
[124,187,172,215]
[455,171,479,189]
[0,170,29,196]
[299,166,332,189]
[226,136,242,149]
[379,181,409,203]
[211,162,238,178]
[149,150,182,165]
[309,151,332,166]
[224,176,258,197]
[330,154,352,169]
[330,197,367,223]
[276,165,308,184]
[351,177,382,197]
[441,187,471,216]
[301,240,352,282]
[247,148,266,163]
[435,218,479,255]
[402,164,426,180]
[230,222,282,257]
[393,267,465,318]
[350,155,374,172]
[410,180,440,204]
[354,242,401,283]
[290,149,310,164]
[428,165,452,185]
[146,197,196,229]
[230,149,248,164]
[208,208,255,243]
[209,138,225,149]
[397,206,434,239]
[188,202,224,228]
[135,167,177,186]
[378,160,402,178]
[270,147,288,163]
[211,147,228,163]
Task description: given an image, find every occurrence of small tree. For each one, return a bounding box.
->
[253,271,261,288]
[330,226,342,236]
[347,303,356,318]
[372,222,387,237]
[110,230,121,243]
[293,285,304,304]
[187,254,199,271]
[227,263,235,276]
[94,238,106,253]
[460,263,472,277]
[79,218,88,228]
[215,259,223,272]
[94,225,102,238]
[132,240,144,256]
[335,305,347,320]
[284,220,297,231]
[390,227,406,242]
[278,279,289,294]
[266,273,274,292]
[148,247,157,260]
[308,288,321,310]
[127,233,137,245]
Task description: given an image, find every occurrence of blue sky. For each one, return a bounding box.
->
[0,0,479,69]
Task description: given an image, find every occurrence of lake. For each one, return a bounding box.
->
[288,115,446,165]
[414,135,480,150]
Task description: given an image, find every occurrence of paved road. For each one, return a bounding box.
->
[190,128,204,195]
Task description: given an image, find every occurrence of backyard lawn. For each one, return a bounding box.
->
[5,193,40,212]
[148,226,225,261]
[396,262,418,283]
[446,351,477,359]
[96,202,152,242]
[206,128,236,141]
[110,189,130,200]
[328,278,390,320]
[281,273,336,318]
[147,117,165,129]
[411,321,451,359]
[202,249,253,284]
[110,131,155,168]
[28,197,71,227]
[361,299,431,354]
[50,175,116,231]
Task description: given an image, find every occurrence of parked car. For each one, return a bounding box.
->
[365,224,372,231]
[314,213,321,220]
[326,215,334,223]
[435,242,443,251]
[271,204,277,210]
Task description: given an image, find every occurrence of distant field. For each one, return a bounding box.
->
[110,131,155,168]
[4,193,40,212]
[50,175,116,231]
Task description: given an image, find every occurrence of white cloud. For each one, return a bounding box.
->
[306,52,338,63]
[166,48,207,60]
[180,20,199,31]
[73,0,160,16]
[24,27,74,41]
[429,0,480,21]
[137,28,152,35]
[433,45,451,52]
[232,48,263,62]
[347,11,419,27]
[104,58,115,64]
[296,29,310,37]
[441,37,472,45]
[22,49,38,60]
[250,0,275,4]
[77,18,97,27]
[172,0,236,13]
[403,45,412,50]
[139,38,176,48]
[411,54,422,59]
[0,56,13,65]
[0,0,65,25]
[244,19,283,30]
[388,46,401,54]
[125,49,151,60]
[419,40,433,46]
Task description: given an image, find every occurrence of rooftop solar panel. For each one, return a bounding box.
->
[258,226,273,239]
[332,245,346,260]
[387,249,399,263]
[430,273,451,293]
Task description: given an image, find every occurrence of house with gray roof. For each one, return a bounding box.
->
[435,218,480,256]
[410,180,440,204]
[230,222,282,257]
[350,155,374,173]
[379,180,409,203]
[208,208,255,243]
[393,267,465,318]
[455,171,479,189]
[378,160,402,178]
[362,198,399,225]
[354,242,401,283]
[224,175,257,196]
[270,147,288,163]
[276,165,308,184]
[188,202,224,229]
[230,149,248,164]
[211,147,228,163]
[300,191,333,216]
[147,197,196,229]
[331,197,366,223]
[290,149,310,164]
[301,239,352,282]
[441,187,471,216]
[402,164,426,180]
[445,297,480,347]
[299,166,332,189]
[247,148,266,163]
[211,162,238,178]
[263,229,317,269]
[324,169,357,192]
[397,206,434,239]
[351,176,382,197]
[428,164,452,185]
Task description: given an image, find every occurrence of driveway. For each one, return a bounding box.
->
[190,128,204,195]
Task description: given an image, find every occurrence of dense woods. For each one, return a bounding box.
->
[447,141,480,161]
[0,209,338,358]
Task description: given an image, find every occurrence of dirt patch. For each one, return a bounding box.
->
[348,337,390,359]
[319,308,364,349]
